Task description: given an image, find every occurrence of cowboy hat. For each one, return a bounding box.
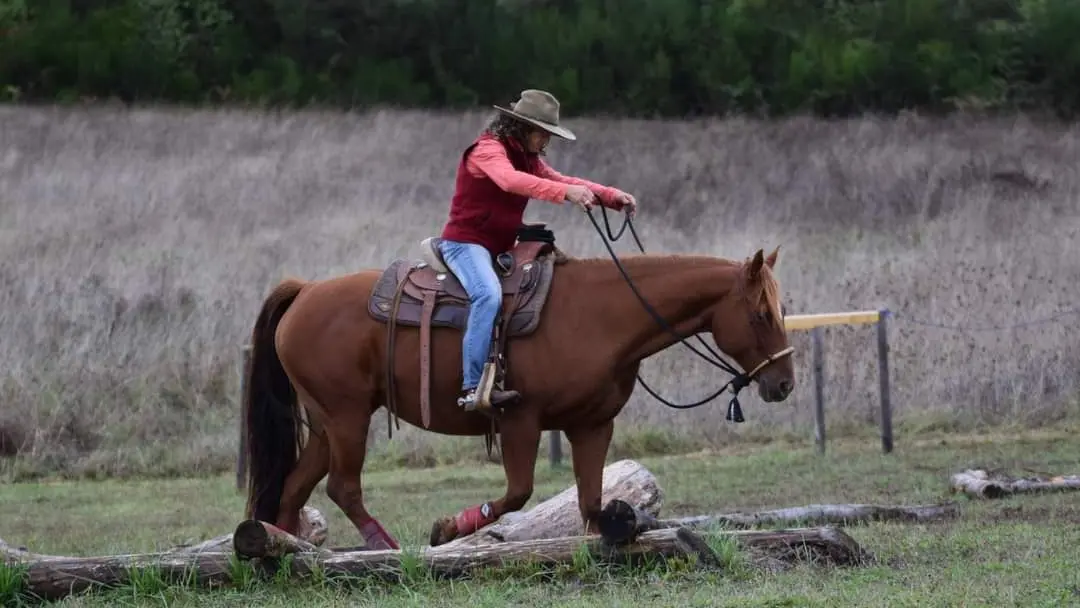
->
[493,89,577,141]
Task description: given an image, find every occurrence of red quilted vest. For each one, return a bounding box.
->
[440,133,542,255]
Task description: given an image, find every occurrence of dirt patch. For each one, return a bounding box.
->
[982,502,1080,525]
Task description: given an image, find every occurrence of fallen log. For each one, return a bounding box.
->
[329,526,869,575]
[1,521,870,601]
[660,501,961,530]
[437,458,664,549]
[233,520,327,559]
[599,499,959,544]
[420,527,724,574]
[167,505,328,556]
[0,506,329,601]
[950,469,1080,499]
[596,499,871,567]
[1,547,237,601]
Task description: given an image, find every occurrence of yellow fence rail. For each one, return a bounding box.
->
[783,310,883,331]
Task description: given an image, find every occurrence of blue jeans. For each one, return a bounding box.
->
[437,240,501,390]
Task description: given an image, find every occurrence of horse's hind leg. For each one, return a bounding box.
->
[323,395,400,550]
[429,415,542,546]
[564,419,615,535]
[273,408,329,536]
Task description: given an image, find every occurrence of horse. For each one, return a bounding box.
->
[239,224,796,551]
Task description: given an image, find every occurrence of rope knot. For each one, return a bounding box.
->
[730,374,751,392]
[726,374,750,423]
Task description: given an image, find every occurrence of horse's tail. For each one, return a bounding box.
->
[242,277,307,524]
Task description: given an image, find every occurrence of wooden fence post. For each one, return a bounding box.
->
[549,430,563,468]
[877,310,893,454]
[236,344,251,491]
[784,309,892,456]
[811,326,826,454]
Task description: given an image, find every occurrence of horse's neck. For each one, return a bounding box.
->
[572,255,738,363]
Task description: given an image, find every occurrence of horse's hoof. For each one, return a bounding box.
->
[428,516,459,547]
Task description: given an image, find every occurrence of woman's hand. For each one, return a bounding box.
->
[613,191,637,218]
[565,185,597,211]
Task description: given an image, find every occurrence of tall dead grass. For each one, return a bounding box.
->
[1,105,1078,479]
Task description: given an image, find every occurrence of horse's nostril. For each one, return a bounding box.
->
[779,380,793,394]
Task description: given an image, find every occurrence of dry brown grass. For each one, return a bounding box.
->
[1,104,1078,480]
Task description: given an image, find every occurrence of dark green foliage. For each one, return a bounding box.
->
[2,0,1079,117]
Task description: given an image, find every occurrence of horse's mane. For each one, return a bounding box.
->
[568,252,738,270]
[565,251,781,325]
[738,256,783,329]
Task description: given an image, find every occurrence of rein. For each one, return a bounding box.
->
[582,205,794,423]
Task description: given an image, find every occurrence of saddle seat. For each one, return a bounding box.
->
[368,225,560,336]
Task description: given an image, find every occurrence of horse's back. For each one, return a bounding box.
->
[275,268,385,356]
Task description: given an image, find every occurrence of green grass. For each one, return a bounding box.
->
[3,429,1080,606]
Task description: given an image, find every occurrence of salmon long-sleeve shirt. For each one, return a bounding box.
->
[464,137,625,208]
[440,133,627,254]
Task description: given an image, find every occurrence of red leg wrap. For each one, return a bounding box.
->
[359,518,400,550]
[454,502,497,537]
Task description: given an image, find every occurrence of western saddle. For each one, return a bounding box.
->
[368,223,564,428]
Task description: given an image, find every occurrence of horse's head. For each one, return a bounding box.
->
[709,247,795,403]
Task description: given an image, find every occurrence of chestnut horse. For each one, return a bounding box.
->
[240,231,795,551]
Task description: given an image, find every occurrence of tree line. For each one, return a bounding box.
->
[2,0,1077,117]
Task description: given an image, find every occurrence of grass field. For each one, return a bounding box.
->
[3,428,1080,606]
[1,104,1079,480]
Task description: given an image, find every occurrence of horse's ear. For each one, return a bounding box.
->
[765,246,780,269]
[748,248,765,281]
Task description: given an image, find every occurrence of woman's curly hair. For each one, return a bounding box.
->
[482,113,545,154]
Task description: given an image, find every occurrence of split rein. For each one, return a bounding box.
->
[580,205,789,423]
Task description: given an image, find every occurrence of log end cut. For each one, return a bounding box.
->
[233,520,322,559]
[598,498,661,546]
[950,470,1008,499]
[233,520,272,558]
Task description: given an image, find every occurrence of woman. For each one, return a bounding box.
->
[438,89,638,412]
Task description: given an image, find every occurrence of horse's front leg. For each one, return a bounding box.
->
[564,419,615,535]
[428,415,542,547]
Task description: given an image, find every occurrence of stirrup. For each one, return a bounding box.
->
[456,362,499,412]
[456,389,482,412]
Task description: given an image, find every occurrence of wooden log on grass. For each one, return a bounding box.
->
[659,501,961,530]
[318,526,869,576]
[0,506,329,601]
[232,519,328,559]
[596,499,871,567]
[170,505,328,556]
[2,524,866,600]
[437,458,665,549]
[951,469,1080,499]
[1,543,239,601]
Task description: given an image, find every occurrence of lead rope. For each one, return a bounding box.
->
[581,204,758,421]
